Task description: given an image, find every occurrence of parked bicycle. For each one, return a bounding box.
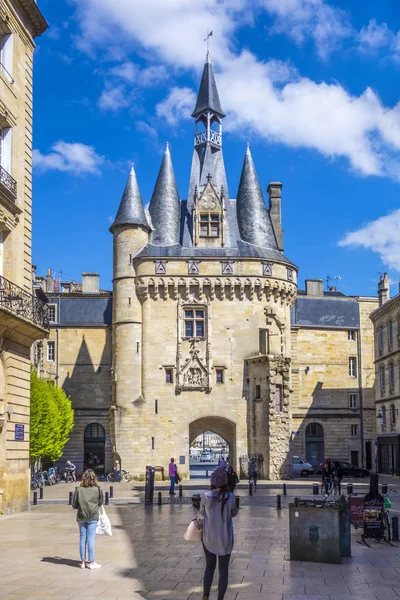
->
[30,471,45,490]
[107,469,132,483]
[321,475,340,501]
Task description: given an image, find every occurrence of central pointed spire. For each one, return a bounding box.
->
[192,53,225,119]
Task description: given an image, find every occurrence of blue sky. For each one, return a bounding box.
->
[32,0,400,296]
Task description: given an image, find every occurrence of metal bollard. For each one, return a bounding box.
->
[277,494,281,510]
[105,491,109,506]
[179,484,183,498]
[312,483,319,495]
[39,486,43,500]
[283,483,287,496]
[68,491,73,505]
[235,495,240,509]
[347,483,353,495]
[249,482,253,496]
[382,483,388,495]
[33,491,38,505]
[392,516,399,541]
[158,491,162,505]
[109,486,114,499]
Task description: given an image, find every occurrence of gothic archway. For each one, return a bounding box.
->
[189,416,236,477]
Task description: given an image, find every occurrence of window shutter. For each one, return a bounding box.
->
[2,127,12,174]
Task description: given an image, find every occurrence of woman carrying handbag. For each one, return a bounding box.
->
[198,467,238,600]
[72,469,104,569]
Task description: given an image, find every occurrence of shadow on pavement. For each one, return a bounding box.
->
[41,556,80,568]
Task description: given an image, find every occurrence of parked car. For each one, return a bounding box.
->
[292,456,314,477]
[316,460,370,478]
[200,452,211,462]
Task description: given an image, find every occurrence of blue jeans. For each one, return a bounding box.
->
[78,521,97,562]
[169,476,175,494]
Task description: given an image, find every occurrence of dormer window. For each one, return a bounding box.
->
[200,213,220,238]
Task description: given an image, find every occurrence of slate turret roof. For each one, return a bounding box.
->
[236,145,278,249]
[191,52,225,119]
[110,165,149,232]
[149,144,180,246]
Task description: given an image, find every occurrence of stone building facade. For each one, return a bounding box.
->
[0,0,47,512]
[290,279,378,471]
[37,54,379,480]
[370,274,400,475]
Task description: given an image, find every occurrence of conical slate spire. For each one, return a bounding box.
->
[110,165,149,232]
[149,144,180,246]
[236,146,278,249]
[192,53,225,118]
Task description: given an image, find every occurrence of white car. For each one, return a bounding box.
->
[292,456,314,477]
[200,452,211,462]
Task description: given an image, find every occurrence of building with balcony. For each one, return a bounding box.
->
[370,274,400,475]
[0,0,47,513]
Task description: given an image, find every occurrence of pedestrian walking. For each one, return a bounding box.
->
[218,456,227,470]
[333,460,343,494]
[72,469,104,570]
[114,459,121,482]
[169,457,177,495]
[227,465,239,493]
[199,466,238,600]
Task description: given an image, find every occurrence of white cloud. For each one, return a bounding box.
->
[70,0,400,181]
[156,87,196,125]
[357,19,393,54]
[135,121,158,139]
[111,62,168,87]
[339,210,400,271]
[261,0,353,59]
[98,84,130,111]
[33,142,104,175]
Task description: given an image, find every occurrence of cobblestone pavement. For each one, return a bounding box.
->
[2,500,400,600]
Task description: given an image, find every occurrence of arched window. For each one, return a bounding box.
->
[388,320,393,348]
[389,362,395,391]
[305,423,324,467]
[84,423,105,475]
[380,364,386,395]
[390,405,396,429]
[378,325,384,353]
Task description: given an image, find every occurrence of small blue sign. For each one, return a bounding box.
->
[15,424,24,441]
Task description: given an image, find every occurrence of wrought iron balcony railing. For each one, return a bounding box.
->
[0,165,17,197]
[194,129,222,147]
[0,275,48,329]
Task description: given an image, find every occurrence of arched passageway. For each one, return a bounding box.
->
[84,423,105,476]
[305,423,324,467]
[189,416,237,478]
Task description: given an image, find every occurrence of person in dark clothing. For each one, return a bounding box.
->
[321,460,332,493]
[333,461,343,494]
[227,466,239,493]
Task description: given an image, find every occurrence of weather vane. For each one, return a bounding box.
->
[204,30,213,53]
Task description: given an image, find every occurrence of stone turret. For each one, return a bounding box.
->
[110,166,149,469]
[236,145,278,249]
[149,144,180,246]
[378,273,390,307]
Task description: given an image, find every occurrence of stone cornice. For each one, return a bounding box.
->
[370,294,400,323]
[17,0,48,37]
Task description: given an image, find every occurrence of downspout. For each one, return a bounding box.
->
[357,323,364,467]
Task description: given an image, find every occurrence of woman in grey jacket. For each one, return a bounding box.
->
[72,469,104,569]
[199,467,238,600]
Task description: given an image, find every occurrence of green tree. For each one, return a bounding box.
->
[30,369,74,465]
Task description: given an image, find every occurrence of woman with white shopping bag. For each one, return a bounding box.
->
[72,469,104,569]
[198,467,238,600]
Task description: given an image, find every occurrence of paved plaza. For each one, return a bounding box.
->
[2,490,400,600]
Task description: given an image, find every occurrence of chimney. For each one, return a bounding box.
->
[267,182,283,252]
[82,273,100,294]
[378,273,389,307]
[305,279,324,297]
[54,278,60,294]
[46,268,53,293]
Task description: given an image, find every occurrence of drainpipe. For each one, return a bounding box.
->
[357,326,364,467]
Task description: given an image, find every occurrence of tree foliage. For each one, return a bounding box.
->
[30,369,74,463]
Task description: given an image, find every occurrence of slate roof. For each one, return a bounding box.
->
[48,297,112,326]
[110,165,149,232]
[291,297,360,328]
[149,145,180,246]
[192,53,225,118]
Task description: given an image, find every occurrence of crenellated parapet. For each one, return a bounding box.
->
[136,275,297,305]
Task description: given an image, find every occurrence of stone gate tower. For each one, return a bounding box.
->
[110,54,298,479]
